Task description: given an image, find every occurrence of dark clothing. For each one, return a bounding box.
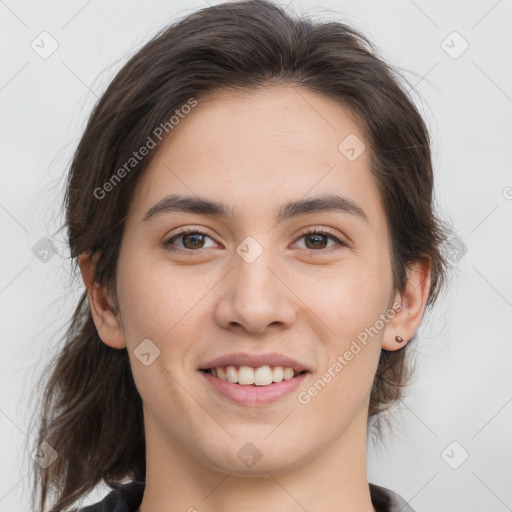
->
[76,479,415,511]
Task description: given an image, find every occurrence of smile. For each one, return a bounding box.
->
[203,364,306,386]
[199,366,309,406]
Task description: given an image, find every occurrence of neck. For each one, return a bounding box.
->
[138,407,376,512]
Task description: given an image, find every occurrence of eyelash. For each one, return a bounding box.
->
[163,226,348,255]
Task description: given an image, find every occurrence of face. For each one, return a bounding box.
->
[91,86,408,476]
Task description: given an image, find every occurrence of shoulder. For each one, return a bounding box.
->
[71,480,145,512]
[70,479,412,512]
[369,482,416,512]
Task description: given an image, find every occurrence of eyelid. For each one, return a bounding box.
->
[163,226,218,252]
[293,226,348,251]
[297,226,347,243]
[163,225,349,253]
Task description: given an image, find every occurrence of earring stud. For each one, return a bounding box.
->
[395,336,405,343]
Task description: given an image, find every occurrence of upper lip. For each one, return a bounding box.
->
[199,352,311,372]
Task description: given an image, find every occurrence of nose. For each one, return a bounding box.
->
[214,243,297,335]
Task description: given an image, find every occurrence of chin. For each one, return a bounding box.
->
[199,436,309,476]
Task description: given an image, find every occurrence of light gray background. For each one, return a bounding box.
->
[1,1,511,511]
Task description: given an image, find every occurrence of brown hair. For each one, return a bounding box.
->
[28,1,452,510]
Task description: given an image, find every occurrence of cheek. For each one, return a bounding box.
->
[306,277,388,412]
[115,247,175,338]
[318,262,391,332]
[311,256,392,380]
[116,255,199,391]
[116,247,213,352]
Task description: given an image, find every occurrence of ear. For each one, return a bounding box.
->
[382,256,432,351]
[78,251,127,349]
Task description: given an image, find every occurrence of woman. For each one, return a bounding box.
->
[29,1,451,511]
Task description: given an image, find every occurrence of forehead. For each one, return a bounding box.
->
[127,85,384,230]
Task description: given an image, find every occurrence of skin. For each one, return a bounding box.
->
[80,85,431,512]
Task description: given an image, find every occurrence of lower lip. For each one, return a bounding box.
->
[199,370,308,406]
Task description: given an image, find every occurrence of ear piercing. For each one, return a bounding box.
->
[394,303,405,342]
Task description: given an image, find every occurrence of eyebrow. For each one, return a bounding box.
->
[142,193,369,224]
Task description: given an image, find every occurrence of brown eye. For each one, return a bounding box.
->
[295,228,347,253]
[181,232,207,249]
[304,233,329,250]
[164,228,216,252]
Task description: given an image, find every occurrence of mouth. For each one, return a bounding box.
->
[199,364,310,406]
[200,365,308,386]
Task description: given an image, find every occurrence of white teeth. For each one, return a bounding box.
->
[272,366,284,382]
[238,365,255,385]
[209,364,301,386]
[225,365,238,383]
[254,365,273,386]
[283,367,294,380]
